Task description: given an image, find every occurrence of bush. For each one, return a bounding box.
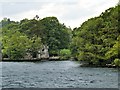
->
[59,49,71,59]
[113,58,120,67]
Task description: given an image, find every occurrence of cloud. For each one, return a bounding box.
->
[0,0,77,3]
[0,0,118,29]
[3,3,65,21]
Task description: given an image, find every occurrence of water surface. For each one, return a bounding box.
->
[1,61,118,88]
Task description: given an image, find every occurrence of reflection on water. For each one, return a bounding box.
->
[1,61,118,88]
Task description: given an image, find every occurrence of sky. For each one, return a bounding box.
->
[0,0,119,29]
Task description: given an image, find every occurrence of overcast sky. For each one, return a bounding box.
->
[0,0,118,28]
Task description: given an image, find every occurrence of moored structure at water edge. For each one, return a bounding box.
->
[37,45,49,59]
[2,45,49,60]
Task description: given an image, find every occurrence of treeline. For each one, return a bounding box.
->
[1,16,72,59]
[71,5,120,66]
[1,5,120,67]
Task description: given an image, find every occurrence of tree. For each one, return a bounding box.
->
[2,30,31,59]
[1,16,72,59]
[71,5,119,66]
[28,35,43,58]
[40,16,72,56]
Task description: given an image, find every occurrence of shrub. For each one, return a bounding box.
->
[59,49,71,59]
[113,58,120,67]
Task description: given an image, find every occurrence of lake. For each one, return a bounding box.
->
[0,61,119,88]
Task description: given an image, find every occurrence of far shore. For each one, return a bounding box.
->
[1,58,119,68]
[1,57,69,62]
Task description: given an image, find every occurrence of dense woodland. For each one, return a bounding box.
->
[71,5,120,67]
[0,5,120,67]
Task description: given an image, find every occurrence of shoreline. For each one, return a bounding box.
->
[80,64,118,68]
[1,58,67,62]
[1,59,119,68]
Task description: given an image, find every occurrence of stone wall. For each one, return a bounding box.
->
[37,45,49,59]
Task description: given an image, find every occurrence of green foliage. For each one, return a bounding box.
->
[29,36,43,58]
[40,17,72,56]
[71,5,119,66]
[113,59,120,67]
[59,49,71,59]
[1,16,72,59]
[105,41,119,59]
[2,30,31,59]
[18,17,72,56]
[1,19,43,59]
